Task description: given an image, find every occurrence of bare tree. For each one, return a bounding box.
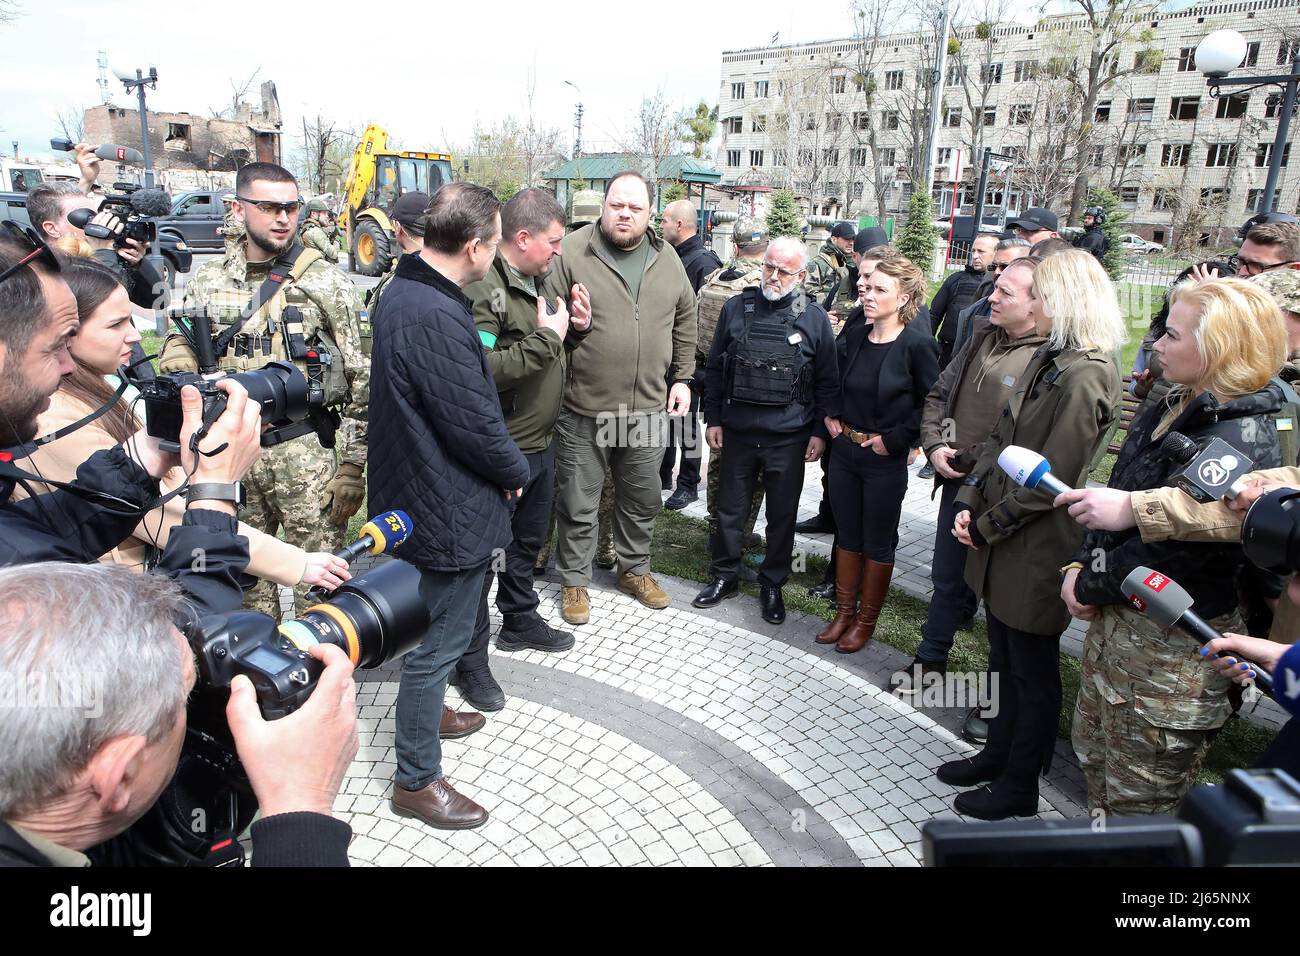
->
[518,68,564,189]
[849,0,905,218]
[208,69,262,120]
[951,0,1011,178]
[300,115,360,194]
[1005,65,1083,207]
[768,56,845,215]
[625,91,684,185]
[0,1,21,23]
[53,105,85,144]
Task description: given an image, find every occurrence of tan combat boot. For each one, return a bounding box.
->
[617,572,670,609]
[561,586,590,625]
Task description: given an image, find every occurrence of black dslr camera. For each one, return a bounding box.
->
[135,307,332,452]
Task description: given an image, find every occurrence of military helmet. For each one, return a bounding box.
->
[732,215,769,248]
[305,198,330,214]
[1083,205,1106,225]
[1253,267,1300,315]
[569,189,603,227]
[220,193,235,206]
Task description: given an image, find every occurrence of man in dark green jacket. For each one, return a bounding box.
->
[456,189,592,709]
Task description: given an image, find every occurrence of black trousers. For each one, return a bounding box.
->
[459,446,555,674]
[711,437,805,588]
[917,478,980,664]
[981,610,1062,797]
[827,437,908,562]
[660,386,703,491]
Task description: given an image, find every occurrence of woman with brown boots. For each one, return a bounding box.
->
[816,256,938,653]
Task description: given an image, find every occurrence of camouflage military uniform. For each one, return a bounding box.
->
[1072,604,1241,816]
[300,220,340,263]
[701,253,766,540]
[221,198,243,259]
[165,245,370,617]
[805,241,854,318]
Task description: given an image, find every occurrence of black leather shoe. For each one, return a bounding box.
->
[496,618,575,653]
[918,463,935,480]
[961,707,990,745]
[449,666,506,712]
[794,514,835,535]
[692,577,739,608]
[936,755,1002,787]
[664,486,698,510]
[953,785,1039,821]
[807,579,834,601]
[760,585,786,624]
[892,656,947,697]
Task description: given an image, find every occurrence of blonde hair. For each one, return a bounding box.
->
[51,233,96,259]
[1155,277,1288,435]
[1031,249,1127,354]
[869,255,926,324]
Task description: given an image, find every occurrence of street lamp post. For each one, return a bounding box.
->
[1196,29,1300,216]
[118,67,159,189]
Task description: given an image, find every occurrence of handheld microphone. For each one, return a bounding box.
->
[1163,432,1253,503]
[998,445,1073,497]
[50,138,146,165]
[1120,566,1273,697]
[336,510,413,563]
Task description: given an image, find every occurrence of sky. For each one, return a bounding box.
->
[1,0,1104,171]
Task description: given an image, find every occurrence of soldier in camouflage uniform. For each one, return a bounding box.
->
[220,193,243,259]
[1253,267,1300,468]
[804,222,857,323]
[300,198,340,263]
[162,163,369,618]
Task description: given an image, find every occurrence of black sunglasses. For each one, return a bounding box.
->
[235,196,304,216]
[0,220,61,285]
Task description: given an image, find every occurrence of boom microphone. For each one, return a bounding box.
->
[998,445,1073,497]
[1120,566,1273,697]
[336,510,413,563]
[129,188,174,217]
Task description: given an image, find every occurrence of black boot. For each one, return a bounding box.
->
[449,665,506,712]
[953,784,1039,820]
[936,753,1003,787]
[664,486,698,510]
[496,615,575,653]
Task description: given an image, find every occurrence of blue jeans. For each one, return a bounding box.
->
[917,478,980,664]
[395,560,490,791]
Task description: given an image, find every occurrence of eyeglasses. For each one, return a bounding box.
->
[1228,254,1298,275]
[236,196,304,216]
[990,261,1014,272]
[0,220,61,286]
[762,262,803,279]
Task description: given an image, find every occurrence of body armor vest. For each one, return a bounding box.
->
[727,288,812,406]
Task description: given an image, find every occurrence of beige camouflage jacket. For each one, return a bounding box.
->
[170,246,369,466]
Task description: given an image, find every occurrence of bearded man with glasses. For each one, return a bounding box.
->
[159,162,370,619]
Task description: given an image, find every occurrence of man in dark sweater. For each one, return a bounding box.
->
[694,236,840,625]
[931,233,998,370]
[368,183,531,830]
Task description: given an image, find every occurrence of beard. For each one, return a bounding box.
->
[761,283,789,302]
[599,218,646,250]
[244,219,295,258]
[0,363,49,447]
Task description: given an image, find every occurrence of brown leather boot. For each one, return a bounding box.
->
[815,548,863,644]
[836,560,894,654]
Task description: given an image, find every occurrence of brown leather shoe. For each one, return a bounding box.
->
[815,548,862,644]
[561,586,590,625]
[439,705,486,740]
[391,778,488,830]
[836,560,894,654]
[617,572,670,609]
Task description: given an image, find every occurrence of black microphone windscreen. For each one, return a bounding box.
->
[1161,432,1197,464]
[130,189,173,217]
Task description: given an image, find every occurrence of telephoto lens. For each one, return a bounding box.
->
[1242,486,1300,574]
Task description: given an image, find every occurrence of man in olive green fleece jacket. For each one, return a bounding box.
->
[455,190,591,708]
[541,172,698,625]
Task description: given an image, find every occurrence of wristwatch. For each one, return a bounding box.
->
[186,482,243,507]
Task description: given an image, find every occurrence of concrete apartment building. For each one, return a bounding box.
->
[715,0,1300,247]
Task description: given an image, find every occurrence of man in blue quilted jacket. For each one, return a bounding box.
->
[369,183,531,830]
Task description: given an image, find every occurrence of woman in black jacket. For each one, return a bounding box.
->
[1065,277,1288,817]
[817,255,938,653]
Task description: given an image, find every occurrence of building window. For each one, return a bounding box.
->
[884,70,903,90]
[805,114,817,131]
[1126,98,1155,122]
[1245,41,1260,67]
[830,74,847,94]
[1014,60,1037,82]
[1266,97,1300,119]
[853,111,869,130]
[882,109,900,130]
[1094,100,1112,123]
[1200,187,1228,205]
[165,123,192,151]
[936,147,954,166]
[1152,188,1178,211]
[983,106,996,126]
[754,80,769,98]
[1169,96,1199,120]
[797,148,814,166]
[1118,185,1140,207]
[752,115,766,133]
[1088,145,1104,166]
[749,150,764,167]
[724,116,742,134]
[1279,39,1300,66]
[826,112,842,132]
[773,148,788,166]
[1215,94,1248,119]
[880,147,897,167]
[849,147,867,167]
[1247,188,1282,210]
[1010,104,1032,126]
[1161,143,1191,167]
[982,62,1003,84]
[1153,229,1166,243]
[731,82,746,99]
[1256,142,1292,167]
[1118,143,1146,164]
[823,148,840,167]
[777,80,787,96]
[1176,47,1196,72]
[943,106,962,128]
[726,149,741,167]
[1206,143,1238,167]
[946,63,964,86]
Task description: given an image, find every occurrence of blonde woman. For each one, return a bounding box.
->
[941,250,1124,820]
[818,255,939,653]
[13,256,350,594]
[1065,276,1287,817]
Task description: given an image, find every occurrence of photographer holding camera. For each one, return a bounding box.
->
[0,562,358,867]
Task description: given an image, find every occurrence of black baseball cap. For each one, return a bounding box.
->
[1008,207,1058,233]
[853,226,888,254]
[830,221,857,240]
[392,192,431,234]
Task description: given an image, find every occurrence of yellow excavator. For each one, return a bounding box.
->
[338,124,455,276]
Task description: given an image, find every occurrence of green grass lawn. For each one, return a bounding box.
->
[650,508,1275,786]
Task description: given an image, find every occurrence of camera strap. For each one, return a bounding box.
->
[24,377,131,448]
[212,244,318,357]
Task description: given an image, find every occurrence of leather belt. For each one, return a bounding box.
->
[841,424,880,445]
